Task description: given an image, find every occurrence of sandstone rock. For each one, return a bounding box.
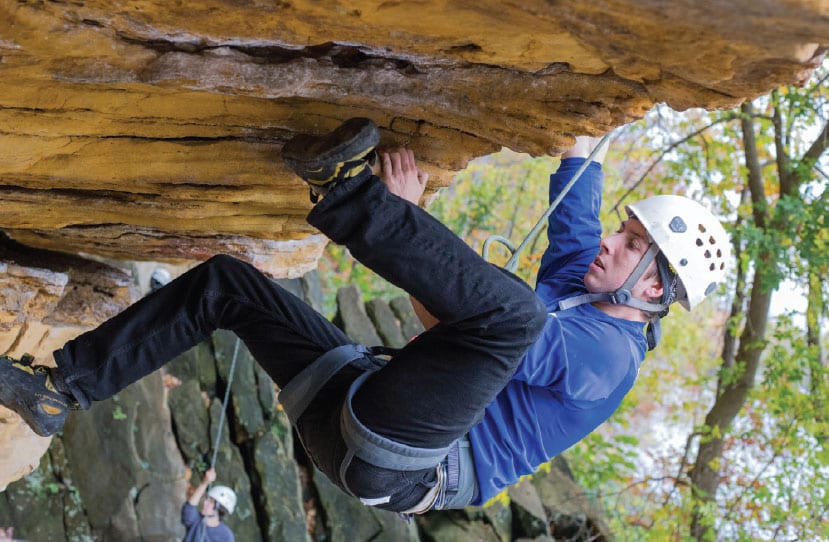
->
[254,363,278,420]
[334,285,382,346]
[0,281,619,540]
[207,398,259,540]
[0,235,138,492]
[365,298,407,348]
[168,378,211,464]
[0,0,823,271]
[0,451,68,541]
[531,457,612,540]
[482,501,514,542]
[47,437,94,541]
[62,370,187,541]
[390,296,426,341]
[300,270,326,314]
[418,509,503,542]
[508,479,551,539]
[214,330,266,441]
[252,429,308,542]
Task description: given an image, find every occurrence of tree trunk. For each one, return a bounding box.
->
[807,269,826,442]
[690,102,774,539]
[689,272,772,538]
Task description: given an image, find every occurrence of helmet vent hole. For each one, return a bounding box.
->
[709,236,716,244]
[680,258,688,266]
[670,216,687,233]
[720,263,725,270]
[717,249,722,257]
[709,263,716,271]
[698,224,707,233]
[704,250,711,258]
[696,238,704,246]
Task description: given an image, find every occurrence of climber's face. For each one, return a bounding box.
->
[584,217,661,300]
[201,496,217,516]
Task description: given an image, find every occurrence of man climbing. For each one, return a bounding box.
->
[182,467,236,542]
[0,118,729,514]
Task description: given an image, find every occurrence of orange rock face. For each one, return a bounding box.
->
[0,0,824,270]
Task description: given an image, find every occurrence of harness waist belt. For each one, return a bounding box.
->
[340,371,454,471]
[279,344,373,426]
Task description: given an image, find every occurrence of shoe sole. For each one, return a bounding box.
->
[0,362,67,437]
[283,118,380,185]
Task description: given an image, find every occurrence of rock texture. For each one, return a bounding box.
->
[0,233,138,491]
[0,0,825,272]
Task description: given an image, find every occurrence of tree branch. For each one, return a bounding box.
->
[802,117,829,167]
[772,92,794,196]
[741,102,769,227]
[662,430,700,508]
[610,115,738,214]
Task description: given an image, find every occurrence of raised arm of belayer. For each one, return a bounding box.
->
[0,117,728,514]
[181,467,236,542]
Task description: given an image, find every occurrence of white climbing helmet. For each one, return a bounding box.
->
[626,195,730,311]
[207,485,237,515]
[149,267,172,292]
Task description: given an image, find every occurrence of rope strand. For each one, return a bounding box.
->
[483,134,611,273]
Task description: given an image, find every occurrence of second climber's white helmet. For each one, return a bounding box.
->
[207,485,237,515]
[626,195,730,311]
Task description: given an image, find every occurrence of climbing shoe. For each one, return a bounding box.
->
[282,117,380,200]
[0,353,76,437]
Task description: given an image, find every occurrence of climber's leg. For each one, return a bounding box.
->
[52,255,356,410]
[285,118,547,510]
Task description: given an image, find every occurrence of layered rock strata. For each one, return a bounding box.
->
[0,0,825,270]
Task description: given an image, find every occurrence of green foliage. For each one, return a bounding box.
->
[569,60,829,541]
[112,404,127,421]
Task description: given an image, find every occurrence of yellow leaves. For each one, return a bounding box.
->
[706,456,721,472]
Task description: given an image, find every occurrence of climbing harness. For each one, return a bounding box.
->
[202,135,663,519]
[278,342,478,511]
[482,134,611,273]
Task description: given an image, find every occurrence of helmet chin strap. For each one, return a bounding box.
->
[558,243,668,350]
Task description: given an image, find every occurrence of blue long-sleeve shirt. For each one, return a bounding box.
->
[182,503,235,542]
[467,158,648,504]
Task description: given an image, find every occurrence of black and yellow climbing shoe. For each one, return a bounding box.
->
[0,353,76,437]
[282,117,379,200]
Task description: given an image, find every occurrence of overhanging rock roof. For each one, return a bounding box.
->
[0,0,826,275]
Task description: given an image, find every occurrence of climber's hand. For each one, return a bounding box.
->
[380,147,429,205]
[205,468,217,484]
[562,135,609,164]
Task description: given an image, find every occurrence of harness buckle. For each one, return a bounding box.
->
[610,289,631,304]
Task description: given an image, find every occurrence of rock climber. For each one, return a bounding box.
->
[182,467,236,542]
[0,117,728,514]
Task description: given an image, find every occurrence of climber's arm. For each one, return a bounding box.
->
[188,468,216,507]
[410,296,439,331]
[379,147,439,330]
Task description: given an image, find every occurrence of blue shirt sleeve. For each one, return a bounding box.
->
[535,158,604,309]
[182,502,200,529]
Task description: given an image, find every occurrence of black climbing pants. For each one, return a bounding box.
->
[54,171,547,511]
